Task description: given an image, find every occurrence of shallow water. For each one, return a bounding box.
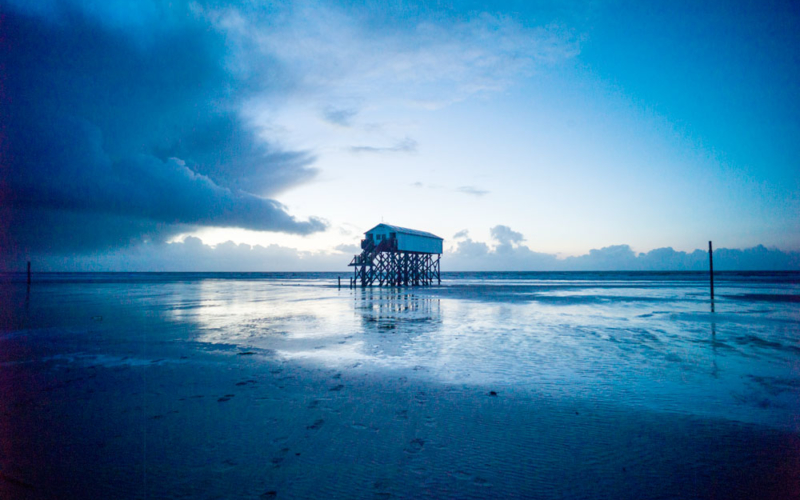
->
[1,272,799,498]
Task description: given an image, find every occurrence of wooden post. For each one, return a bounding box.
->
[27,261,31,285]
[708,241,715,306]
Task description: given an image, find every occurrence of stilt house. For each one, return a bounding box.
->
[349,224,443,286]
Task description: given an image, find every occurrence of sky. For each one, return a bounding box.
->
[2,0,799,271]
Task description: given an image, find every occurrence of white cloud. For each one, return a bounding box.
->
[204,1,580,151]
[7,229,798,272]
[456,186,489,197]
[445,227,800,271]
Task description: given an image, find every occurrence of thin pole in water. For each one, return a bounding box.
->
[708,241,715,310]
[338,276,341,289]
[27,261,31,285]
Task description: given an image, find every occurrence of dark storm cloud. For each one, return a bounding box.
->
[0,1,323,257]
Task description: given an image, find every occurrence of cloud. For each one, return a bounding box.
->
[334,243,361,254]
[559,244,800,271]
[490,225,525,245]
[449,238,490,260]
[349,137,418,154]
[14,237,348,273]
[1,1,324,258]
[2,1,580,265]
[445,231,556,271]
[4,230,798,272]
[445,226,800,271]
[322,106,358,126]
[7,116,323,231]
[207,1,581,157]
[228,4,579,111]
[456,186,490,197]
[453,230,470,239]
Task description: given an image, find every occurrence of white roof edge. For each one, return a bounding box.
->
[365,223,443,240]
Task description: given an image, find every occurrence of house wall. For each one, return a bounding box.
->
[396,233,443,254]
[365,226,443,254]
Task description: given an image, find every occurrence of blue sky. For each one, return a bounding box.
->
[2,0,798,270]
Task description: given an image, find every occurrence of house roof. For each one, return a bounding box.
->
[365,224,443,240]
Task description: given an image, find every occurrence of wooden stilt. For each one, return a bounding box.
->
[709,241,714,299]
[349,249,441,287]
[709,241,715,312]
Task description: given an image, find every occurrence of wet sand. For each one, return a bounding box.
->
[1,273,799,498]
[3,345,799,499]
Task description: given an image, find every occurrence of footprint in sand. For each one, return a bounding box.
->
[351,423,368,430]
[404,438,425,454]
[329,384,344,392]
[271,447,290,467]
[307,399,321,409]
[424,416,436,428]
[453,471,471,480]
[306,419,325,430]
[261,491,277,499]
[218,394,235,402]
[408,464,428,476]
[236,380,257,386]
[414,392,427,405]
[395,410,408,420]
[373,480,391,499]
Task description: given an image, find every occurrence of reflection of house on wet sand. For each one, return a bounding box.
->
[356,288,441,329]
[355,288,442,358]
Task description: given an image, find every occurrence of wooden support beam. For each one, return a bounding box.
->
[352,249,441,287]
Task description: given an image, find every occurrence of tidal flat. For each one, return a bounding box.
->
[1,272,798,499]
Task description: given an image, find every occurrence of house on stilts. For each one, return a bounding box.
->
[349,224,443,287]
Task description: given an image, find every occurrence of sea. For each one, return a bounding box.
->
[1,271,798,499]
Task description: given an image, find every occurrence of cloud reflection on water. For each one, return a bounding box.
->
[174,276,799,430]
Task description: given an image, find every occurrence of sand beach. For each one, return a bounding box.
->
[1,272,798,499]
